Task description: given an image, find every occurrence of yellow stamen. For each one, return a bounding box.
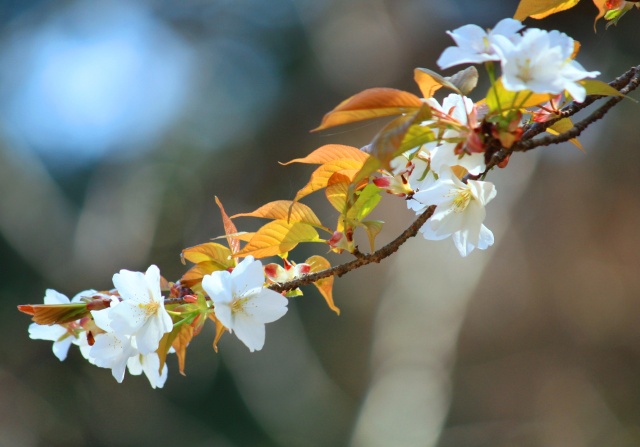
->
[451,188,472,212]
[139,301,159,316]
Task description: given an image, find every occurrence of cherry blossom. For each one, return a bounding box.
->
[437,18,523,69]
[127,351,168,389]
[427,94,486,176]
[494,28,599,102]
[413,168,496,256]
[107,265,173,355]
[202,256,288,352]
[28,289,97,361]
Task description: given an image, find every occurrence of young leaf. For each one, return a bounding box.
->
[514,0,581,20]
[282,144,368,166]
[313,88,423,132]
[18,303,89,325]
[546,117,584,152]
[235,220,323,259]
[486,78,552,113]
[207,313,227,353]
[294,158,367,202]
[180,261,232,291]
[580,79,626,98]
[368,103,433,170]
[325,170,359,212]
[231,200,326,229]
[446,66,480,96]
[347,184,382,223]
[305,255,339,315]
[172,323,195,376]
[361,220,384,252]
[181,242,233,267]
[215,197,241,255]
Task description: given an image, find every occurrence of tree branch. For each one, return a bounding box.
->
[483,65,640,171]
[268,206,435,293]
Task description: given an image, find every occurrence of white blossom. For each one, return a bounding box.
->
[127,351,168,389]
[202,256,288,352]
[494,28,599,102]
[107,265,173,355]
[413,168,496,256]
[28,289,97,361]
[90,332,137,383]
[427,94,486,176]
[437,18,523,69]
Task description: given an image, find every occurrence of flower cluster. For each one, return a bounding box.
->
[28,257,288,387]
[438,18,599,102]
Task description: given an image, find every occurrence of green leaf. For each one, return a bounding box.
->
[486,78,552,113]
[580,79,626,98]
[368,103,433,170]
[360,220,384,252]
[347,184,381,223]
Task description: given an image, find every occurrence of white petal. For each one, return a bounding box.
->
[468,180,497,205]
[419,219,451,241]
[202,271,233,305]
[213,303,233,330]
[144,265,163,303]
[491,18,523,37]
[71,289,98,303]
[243,289,288,324]
[135,313,171,355]
[44,289,70,305]
[112,269,149,304]
[232,314,266,352]
[231,256,265,296]
[29,323,66,342]
[109,301,148,334]
[52,338,74,361]
[127,355,144,375]
[477,224,495,250]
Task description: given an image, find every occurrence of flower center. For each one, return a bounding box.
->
[231,296,249,315]
[140,301,159,316]
[517,58,534,83]
[451,188,472,212]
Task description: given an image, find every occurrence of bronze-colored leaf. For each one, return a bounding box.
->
[313,88,422,131]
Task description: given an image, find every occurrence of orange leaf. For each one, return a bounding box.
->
[514,0,581,20]
[18,303,89,325]
[180,261,231,291]
[325,170,359,212]
[181,242,233,266]
[281,144,368,166]
[172,324,194,376]
[414,68,443,98]
[207,313,227,353]
[306,255,339,315]
[235,220,323,259]
[215,197,241,255]
[231,200,326,229]
[294,158,366,202]
[313,88,423,132]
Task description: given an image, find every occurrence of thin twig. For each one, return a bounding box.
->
[269,206,435,293]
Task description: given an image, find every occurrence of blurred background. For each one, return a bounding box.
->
[1,0,639,446]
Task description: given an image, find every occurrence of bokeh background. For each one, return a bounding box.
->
[1,1,640,446]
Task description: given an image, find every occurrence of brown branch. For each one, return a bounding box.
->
[268,206,435,293]
[483,65,640,172]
